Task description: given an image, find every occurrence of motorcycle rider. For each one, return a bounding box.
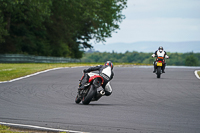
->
[78,61,114,101]
[152,46,169,73]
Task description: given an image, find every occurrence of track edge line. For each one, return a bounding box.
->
[194,70,200,79]
[0,121,89,133]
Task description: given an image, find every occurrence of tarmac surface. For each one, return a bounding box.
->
[0,66,200,133]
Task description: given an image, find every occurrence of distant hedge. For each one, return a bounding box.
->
[81,51,200,66]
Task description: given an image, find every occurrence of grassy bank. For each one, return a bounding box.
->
[0,125,27,133]
[0,63,99,82]
[0,124,63,133]
[0,63,143,82]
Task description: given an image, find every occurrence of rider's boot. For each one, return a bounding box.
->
[162,63,166,73]
[153,63,156,73]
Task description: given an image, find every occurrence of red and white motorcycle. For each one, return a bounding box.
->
[75,72,104,105]
[155,56,165,78]
[152,49,169,78]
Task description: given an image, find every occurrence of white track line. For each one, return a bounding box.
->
[0,122,89,133]
[194,70,200,79]
[0,67,64,84]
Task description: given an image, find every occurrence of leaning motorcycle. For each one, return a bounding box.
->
[154,57,165,78]
[75,72,104,105]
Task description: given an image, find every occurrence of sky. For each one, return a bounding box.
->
[90,0,200,52]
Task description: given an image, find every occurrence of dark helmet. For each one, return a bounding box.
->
[158,46,163,50]
[104,61,113,70]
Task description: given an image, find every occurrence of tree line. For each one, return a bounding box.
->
[0,0,127,58]
[81,51,200,66]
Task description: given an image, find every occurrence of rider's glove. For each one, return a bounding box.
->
[165,55,169,59]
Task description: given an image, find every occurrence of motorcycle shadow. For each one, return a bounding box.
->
[77,103,113,106]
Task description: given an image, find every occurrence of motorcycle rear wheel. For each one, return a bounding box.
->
[82,85,97,105]
[157,67,161,78]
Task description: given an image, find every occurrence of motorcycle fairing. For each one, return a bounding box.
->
[88,72,104,85]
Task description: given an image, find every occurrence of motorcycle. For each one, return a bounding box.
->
[75,72,104,105]
[154,56,166,78]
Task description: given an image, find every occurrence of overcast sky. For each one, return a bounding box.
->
[92,0,200,45]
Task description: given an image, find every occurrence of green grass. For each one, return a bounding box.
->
[0,125,68,133]
[198,71,200,77]
[0,63,100,81]
[0,63,148,82]
[0,125,27,133]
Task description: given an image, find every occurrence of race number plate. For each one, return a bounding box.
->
[157,62,162,66]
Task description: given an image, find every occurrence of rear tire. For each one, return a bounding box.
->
[82,85,97,105]
[157,67,161,78]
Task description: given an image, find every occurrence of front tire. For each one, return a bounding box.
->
[75,95,81,104]
[157,67,161,78]
[82,85,97,105]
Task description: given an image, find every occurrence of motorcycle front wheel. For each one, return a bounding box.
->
[75,95,81,104]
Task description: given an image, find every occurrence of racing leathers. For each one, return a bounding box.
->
[78,65,114,100]
[152,50,169,73]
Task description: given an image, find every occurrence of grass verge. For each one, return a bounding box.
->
[198,71,200,78]
[0,63,145,82]
[0,125,66,133]
[0,63,98,82]
[0,125,27,133]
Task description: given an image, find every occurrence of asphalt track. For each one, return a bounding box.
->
[0,66,200,133]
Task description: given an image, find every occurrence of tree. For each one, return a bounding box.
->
[185,55,199,66]
[0,0,52,54]
[0,10,8,43]
[0,0,127,58]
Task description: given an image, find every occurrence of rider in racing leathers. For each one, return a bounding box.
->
[152,46,169,73]
[78,61,114,101]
